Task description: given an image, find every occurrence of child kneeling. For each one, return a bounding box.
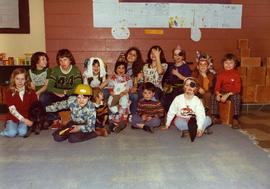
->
[46,84,107,143]
[131,82,165,133]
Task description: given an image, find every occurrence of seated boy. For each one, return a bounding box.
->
[131,82,165,133]
[46,84,107,143]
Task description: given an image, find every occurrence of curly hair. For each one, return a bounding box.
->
[30,51,49,70]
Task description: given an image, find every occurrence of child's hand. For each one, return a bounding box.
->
[161,125,169,130]
[137,72,143,80]
[221,93,230,103]
[197,129,203,137]
[172,68,179,76]
[145,116,152,121]
[130,86,137,93]
[24,118,33,127]
[198,87,205,95]
[141,114,147,121]
[69,125,80,133]
[216,94,222,102]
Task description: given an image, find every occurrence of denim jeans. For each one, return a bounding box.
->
[1,120,28,137]
[131,114,161,128]
[174,116,212,131]
[129,92,139,115]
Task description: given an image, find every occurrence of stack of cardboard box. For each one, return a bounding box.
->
[238,39,270,103]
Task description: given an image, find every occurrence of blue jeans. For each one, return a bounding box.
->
[131,114,161,128]
[129,92,139,115]
[174,116,212,131]
[1,120,28,137]
[39,91,68,121]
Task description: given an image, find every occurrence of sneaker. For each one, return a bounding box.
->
[50,120,61,130]
[113,121,127,133]
[212,117,222,125]
[232,119,241,129]
[143,125,154,133]
[131,125,140,129]
[128,114,132,122]
[0,131,5,136]
[204,127,213,135]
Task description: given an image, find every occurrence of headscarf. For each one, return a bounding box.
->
[83,57,106,78]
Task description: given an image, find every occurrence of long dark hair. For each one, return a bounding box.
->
[146,45,166,67]
[125,47,144,77]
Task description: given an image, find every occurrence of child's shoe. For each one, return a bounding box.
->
[114,121,127,133]
[0,131,5,136]
[143,125,154,133]
[95,127,108,137]
[232,119,241,129]
[50,119,61,130]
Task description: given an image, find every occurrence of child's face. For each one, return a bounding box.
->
[77,95,89,107]
[197,60,209,73]
[59,57,71,71]
[92,63,100,75]
[127,50,137,64]
[15,73,26,89]
[116,65,126,75]
[96,91,104,101]
[184,79,197,95]
[143,89,155,100]
[37,56,47,69]
[224,59,235,70]
[150,48,159,61]
[173,52,184,63]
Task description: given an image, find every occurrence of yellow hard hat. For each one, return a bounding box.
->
[74,84,92,96]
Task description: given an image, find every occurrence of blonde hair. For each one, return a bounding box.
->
[9,68,31,93]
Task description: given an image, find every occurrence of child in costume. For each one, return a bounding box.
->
[46,84,107,143]
[107,60,132,133]
[212,53,241,129]
[162,45,191,111]
[83,57,109,99]
[29,51,51,99]
[91,87,109,132]
[163,77,212,138]
[0,68,37,137]
[131,82,164,133]
[192,51,216,116]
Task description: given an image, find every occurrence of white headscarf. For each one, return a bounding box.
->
[83,57,106,78]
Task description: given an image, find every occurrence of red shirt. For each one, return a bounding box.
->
[215,69,241,94]
[5,89,37,123]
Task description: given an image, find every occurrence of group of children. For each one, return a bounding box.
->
[0,45,242,143]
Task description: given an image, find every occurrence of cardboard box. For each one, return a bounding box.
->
[219,101,233,125]
[237,67,247,76]
[240,48,251,57]
[238,39,249,49]
[267,57,270,68]
[255,86,270,102]
[241,57,261,67]
[266,75,270,86]
[242,86,256,103]
[246,67,266,85]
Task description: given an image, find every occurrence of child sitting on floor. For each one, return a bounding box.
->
[91,87,109,132]
[163,77,212,138]
[0,68,37,137]
[131,82,164,133]
[46,84,107,143]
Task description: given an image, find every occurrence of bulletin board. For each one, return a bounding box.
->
[93,0,242,41]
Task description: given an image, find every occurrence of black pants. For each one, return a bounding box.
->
[52,121,97,143]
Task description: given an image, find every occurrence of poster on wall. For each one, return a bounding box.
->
[93,0,242,41]
[0,0,19,28]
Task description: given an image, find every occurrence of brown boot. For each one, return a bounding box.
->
[95,128,108,137]
[232,119,241,129]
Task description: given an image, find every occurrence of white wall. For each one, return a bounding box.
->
[0,0,45,58]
